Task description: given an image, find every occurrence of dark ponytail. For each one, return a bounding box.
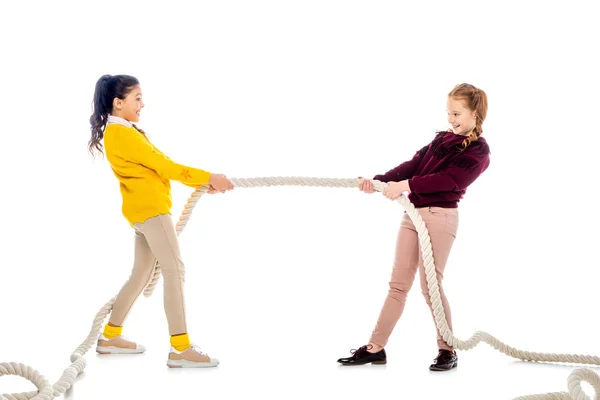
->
[88,74,140,157]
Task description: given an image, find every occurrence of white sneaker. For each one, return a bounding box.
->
[167,345,219,368]
[96,333,146,354]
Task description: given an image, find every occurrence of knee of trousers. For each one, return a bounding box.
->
[161,262,186,282]
[388,281,411,297]
[121,277,151,295]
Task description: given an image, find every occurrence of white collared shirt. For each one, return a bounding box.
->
[107,115,133,128]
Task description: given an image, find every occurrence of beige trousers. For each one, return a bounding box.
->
[109,214,187,335]
[370,206,459,351]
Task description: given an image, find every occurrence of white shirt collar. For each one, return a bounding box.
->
[107,115,132,128]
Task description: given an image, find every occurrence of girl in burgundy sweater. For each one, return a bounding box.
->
[338,83,490,371]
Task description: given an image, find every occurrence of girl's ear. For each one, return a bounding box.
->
[113,97,122,110]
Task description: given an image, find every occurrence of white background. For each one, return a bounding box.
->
[1,0,599,399]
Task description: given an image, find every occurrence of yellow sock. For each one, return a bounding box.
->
[170,333,190,351]
[103,324,123,339]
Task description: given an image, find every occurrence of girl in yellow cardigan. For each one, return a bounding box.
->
[88,74,233,368]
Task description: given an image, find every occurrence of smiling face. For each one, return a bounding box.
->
[447,96,476,136]
[112,85,144,122]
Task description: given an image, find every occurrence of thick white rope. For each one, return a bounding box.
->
[2,177,599,400]
[0,298,113,400]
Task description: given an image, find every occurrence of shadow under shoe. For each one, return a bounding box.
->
[429,349,458,371]
[337,345,386,366]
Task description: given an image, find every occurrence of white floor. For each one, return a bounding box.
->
[2,306,597,400]
[2,189,599,400]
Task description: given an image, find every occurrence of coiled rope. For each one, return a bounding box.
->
[1,177,599,400]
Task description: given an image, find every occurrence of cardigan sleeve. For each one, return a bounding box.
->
[107,127,211,186]
[150,142,207,189]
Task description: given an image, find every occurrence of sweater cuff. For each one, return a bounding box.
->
[373,174,392,183]
[182,168,211,185]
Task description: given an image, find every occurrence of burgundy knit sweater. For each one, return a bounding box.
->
[373,131,490,208]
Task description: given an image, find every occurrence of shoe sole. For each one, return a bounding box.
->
[339,360,387,366]
[96,346,146,355]
[167,359,220,368]
[429,362,458,371]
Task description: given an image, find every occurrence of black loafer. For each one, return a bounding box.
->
[429,349,458,371]
[337,345,387,365]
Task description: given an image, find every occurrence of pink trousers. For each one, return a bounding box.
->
[370,206,459,351]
